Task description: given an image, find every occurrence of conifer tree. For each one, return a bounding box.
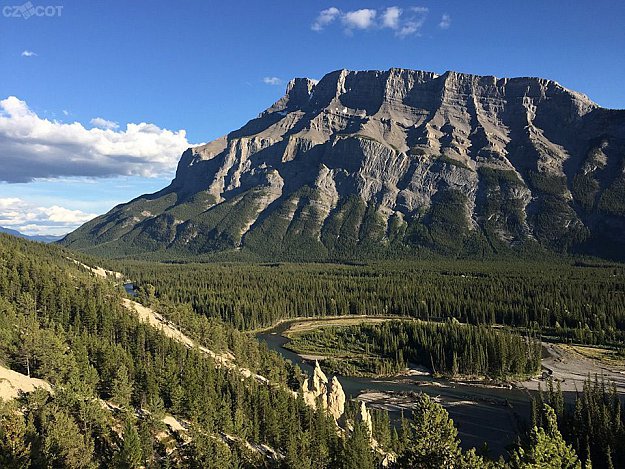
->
[397,393,462,468]
[511,405,581,469]
[341,421,375,469]
[0,402,31,469]
[116,418,143,469]
[111,364,133,408]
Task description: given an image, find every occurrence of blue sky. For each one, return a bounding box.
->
[1,0,624,235]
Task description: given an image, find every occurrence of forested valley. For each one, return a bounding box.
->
[117,259,625,345]
[0,233,624,467]
[286,320,542,379]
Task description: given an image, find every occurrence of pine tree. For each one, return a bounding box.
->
[397,393,462,468]
[111,364,133,408]
[341,421,374,469]
[0,402,31,469]
[116,418,142,469]
[38,407,94,469]
[511,404,581,469]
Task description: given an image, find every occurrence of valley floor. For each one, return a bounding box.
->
[517,342,625,394]
[263,315,625,394]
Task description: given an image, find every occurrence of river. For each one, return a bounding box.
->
[124,282,137,297]
[257,322,534,457]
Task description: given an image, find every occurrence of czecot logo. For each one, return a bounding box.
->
[2,2,63,19]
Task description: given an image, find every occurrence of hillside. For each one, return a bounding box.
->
[0,234,383,467]
[61,68,625,261]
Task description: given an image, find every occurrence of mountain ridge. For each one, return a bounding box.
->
[0,226,63,243]
[61,68,625,260]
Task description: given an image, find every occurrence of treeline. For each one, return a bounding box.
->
[534,376,625,469]
[116,260,625,345]
[288,321,542,379]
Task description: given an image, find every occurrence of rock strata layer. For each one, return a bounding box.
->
[62,68,625,260]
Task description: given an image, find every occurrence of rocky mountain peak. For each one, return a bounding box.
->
[62,67,625,261]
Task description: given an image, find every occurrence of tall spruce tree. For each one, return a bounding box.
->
[397,393,462,468]
[512,404,581,469]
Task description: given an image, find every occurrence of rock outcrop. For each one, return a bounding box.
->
[357,401,374,439]
[303,361,333,411]
[302,361,347,423]
[311,360,329,396]
[62,68,625,261]
[300,362,393,461]
[327,376,346,421]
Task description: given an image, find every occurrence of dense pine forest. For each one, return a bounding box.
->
[116,259,625,345]
[0,234,378,467]
[0,233,622,467]
[286,321,542,379]
[534,377,625,469]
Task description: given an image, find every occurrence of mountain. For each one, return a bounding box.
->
[61,68,625,260]
[0,226,63,243]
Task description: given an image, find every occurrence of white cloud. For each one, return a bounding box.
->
[439,13,451,29]
[0,197,97,236]
[263,77,283,86]
[0,96,196,183]
[62,110,69,116]
[21,50,37,57]
[397,21,421,37]
[312,6,428,37]
[311,7,340,31]
[342,9,377,30]
[90,116,119,130]
[397,7,428,37]
[381,6,402,29]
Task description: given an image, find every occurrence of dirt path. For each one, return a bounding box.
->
[68,258,124,280]
[122,299,269,385]
[517,342,625,393]
[0,365,52,401]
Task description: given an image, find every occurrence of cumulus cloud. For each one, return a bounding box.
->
[312,5,428,37]
[311,7,340,31]
[0,197,97,236]
[342,9,377,30]
[90,117,119,130]
[21,50,37,57]
[439,13,451,29]
[381,6,402,29]
[0,96,195,183]
[263,76,283,86]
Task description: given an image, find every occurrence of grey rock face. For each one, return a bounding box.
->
[62,68,625,260]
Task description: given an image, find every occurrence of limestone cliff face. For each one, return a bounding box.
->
[63,68,625,260]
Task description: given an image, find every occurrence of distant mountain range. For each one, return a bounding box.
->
[0,226,63,244]
[61,68,625,261]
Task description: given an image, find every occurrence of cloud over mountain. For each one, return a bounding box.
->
[0,96,195,183]
[0,197,97,236]
[312,5,428,37]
